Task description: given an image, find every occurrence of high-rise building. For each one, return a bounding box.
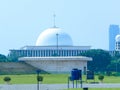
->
[109,25,119,51]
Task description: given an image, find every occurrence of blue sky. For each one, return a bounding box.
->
[0,0,120,55]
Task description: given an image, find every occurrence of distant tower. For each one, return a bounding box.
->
[109,25,119,51]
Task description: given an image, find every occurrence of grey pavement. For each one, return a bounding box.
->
[0,83,120,90]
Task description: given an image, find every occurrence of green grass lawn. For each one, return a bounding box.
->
[0,74,69,84]
[0,74,120,84]
[83,75,120,83]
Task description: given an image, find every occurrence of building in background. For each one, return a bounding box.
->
[109,25,119,51]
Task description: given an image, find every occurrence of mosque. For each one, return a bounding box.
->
[115,34,120,51]
[9,24,92,73]
[109,34,120,56]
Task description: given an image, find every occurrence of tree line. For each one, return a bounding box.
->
[80,49,120,73]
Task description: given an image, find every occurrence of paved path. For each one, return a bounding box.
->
[0,83,120,90]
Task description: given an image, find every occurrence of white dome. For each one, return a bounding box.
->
[36,27,73,46]
[115,34,120,42]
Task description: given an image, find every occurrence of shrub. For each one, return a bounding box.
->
[37,76,43,82]
[111,72,120,76]
[3,76,11,82]
[98,75,104,82]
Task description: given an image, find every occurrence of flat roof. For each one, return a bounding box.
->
[10,45,91,51]
[19,56,92,61]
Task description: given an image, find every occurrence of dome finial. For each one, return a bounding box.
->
[53,13,56,28]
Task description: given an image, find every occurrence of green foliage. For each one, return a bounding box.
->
[3,76,11,82]
[108,52,120,72]
[106,71,112,76]
[7,53,19,62]
[80,49,111,72]
[37,76,43,81]
[7,51,25,62]
[98,75,104,81]
[0,53,19,62]
[111,72,120,76]
[0,54,8,62]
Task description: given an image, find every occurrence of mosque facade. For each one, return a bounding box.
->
[9,28,91,57]
[9,27,92,73]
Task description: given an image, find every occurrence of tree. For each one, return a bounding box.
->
[7,51,23,62]
[108,53,120,72]
[0,54,8,62]
[80,49,111,72]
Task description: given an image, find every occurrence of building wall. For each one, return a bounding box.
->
[25,60,87,73]
[115,41,120,51]
[9,46,91,57]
